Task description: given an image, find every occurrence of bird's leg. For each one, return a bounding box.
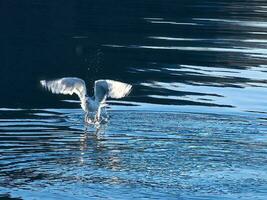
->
[95,107,101,122]
[102,107,109,120]
[84,112,89,124]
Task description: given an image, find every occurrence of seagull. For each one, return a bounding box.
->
[40,77,132,123]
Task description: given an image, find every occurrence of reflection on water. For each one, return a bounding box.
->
[101,1,267,114]
[0,109,267,200]
[1,0,267,116]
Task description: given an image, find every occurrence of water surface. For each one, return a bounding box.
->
[0,109,267,200]
[1,0,267,114]
[1,0,267,199]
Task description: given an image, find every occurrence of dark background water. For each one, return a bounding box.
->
[1,0,267,114]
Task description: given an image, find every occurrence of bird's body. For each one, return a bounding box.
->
[40,77,132,123]
[87,97,99,112]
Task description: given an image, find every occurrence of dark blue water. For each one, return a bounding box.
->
[1,0,267,199]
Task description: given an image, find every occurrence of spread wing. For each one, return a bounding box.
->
[40,77,88,111]
[94,80,132,103]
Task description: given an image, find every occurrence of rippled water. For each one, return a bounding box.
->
[1,0,267,114]
[1,0,267,199]
[0,109,267,200]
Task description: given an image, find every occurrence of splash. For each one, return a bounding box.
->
[85,108,109,127]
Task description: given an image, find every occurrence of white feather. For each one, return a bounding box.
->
[40,77,132,119]
[94,80,132,103]
[40,77,88,111]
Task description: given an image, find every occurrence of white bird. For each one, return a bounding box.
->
[40,77,132,123]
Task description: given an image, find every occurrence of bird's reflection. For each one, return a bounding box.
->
[79,126,103,152]
[78,126,122,173]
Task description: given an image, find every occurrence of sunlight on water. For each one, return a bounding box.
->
[194,18,267,28]
[102,7,267,114]
[0,109,267,200]
[104,44,267,57]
